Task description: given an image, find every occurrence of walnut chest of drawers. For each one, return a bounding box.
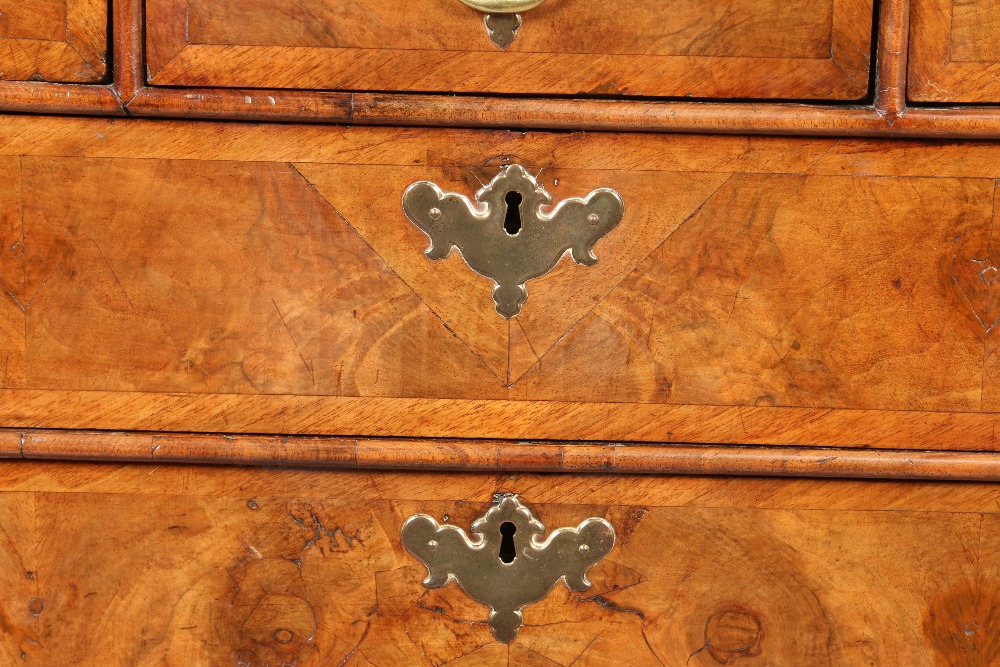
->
[2,0,1000,664]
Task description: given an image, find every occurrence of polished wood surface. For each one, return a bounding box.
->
[3,117,1000,447]
[118,0,1000,140]
[909,0,1000,102]
[1,461,999,664]
[876,0,910,120]
[12,429,1000,481]
[144,0,874,99]
[4,3,999,662]
[0,0,107,83]
[6,0,1000,141]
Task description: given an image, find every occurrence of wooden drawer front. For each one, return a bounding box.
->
[0,0,107,83]
[1,461,998,665]
[145,0,874,100]
[909,0,1000,102]
[6,117,1000,449]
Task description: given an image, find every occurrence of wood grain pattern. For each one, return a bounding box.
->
[121,0,1000,139]
[144,0,874,99]
[5,118,1000,447]
[0,0,107,83]
[125,88,354,123]
[3,391,1000,449]
[0,82,120,116]
[126,90,1000,140]
[0,117,842,171]
[0,156,25,391]
[875,0,910,118]
[10,0,1000,141]
[12,429,1000,481]
[21,157,505,399]
[505,173,986,410]
[908,0,1000,102]
[4,0,1000,141]
[0,461,998,664]
[296,165,734,381]
[112,0,143,104]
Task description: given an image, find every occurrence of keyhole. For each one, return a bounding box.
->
[498,522,517,563]
[503,191,523,236]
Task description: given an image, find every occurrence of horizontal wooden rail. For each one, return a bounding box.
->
[0,0,985,139]
[3,429,1000,481]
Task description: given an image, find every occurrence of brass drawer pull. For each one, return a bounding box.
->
[402,164,624,318]
[401,495,616,643]
[457,0,549,47]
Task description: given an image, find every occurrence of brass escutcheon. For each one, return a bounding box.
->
[402,164,624,318]
[401,495,616,643]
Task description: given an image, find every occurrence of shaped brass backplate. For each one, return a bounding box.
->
[402,165,624,318]
[457,0,547,47]
[401,494,616,643]
[484,13,522,48]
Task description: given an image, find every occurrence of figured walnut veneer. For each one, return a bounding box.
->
[0,118,999,449]
[0,462,998,664]
[909,0,1000,102]
[0,0,107,83]
[144,0,874,99]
